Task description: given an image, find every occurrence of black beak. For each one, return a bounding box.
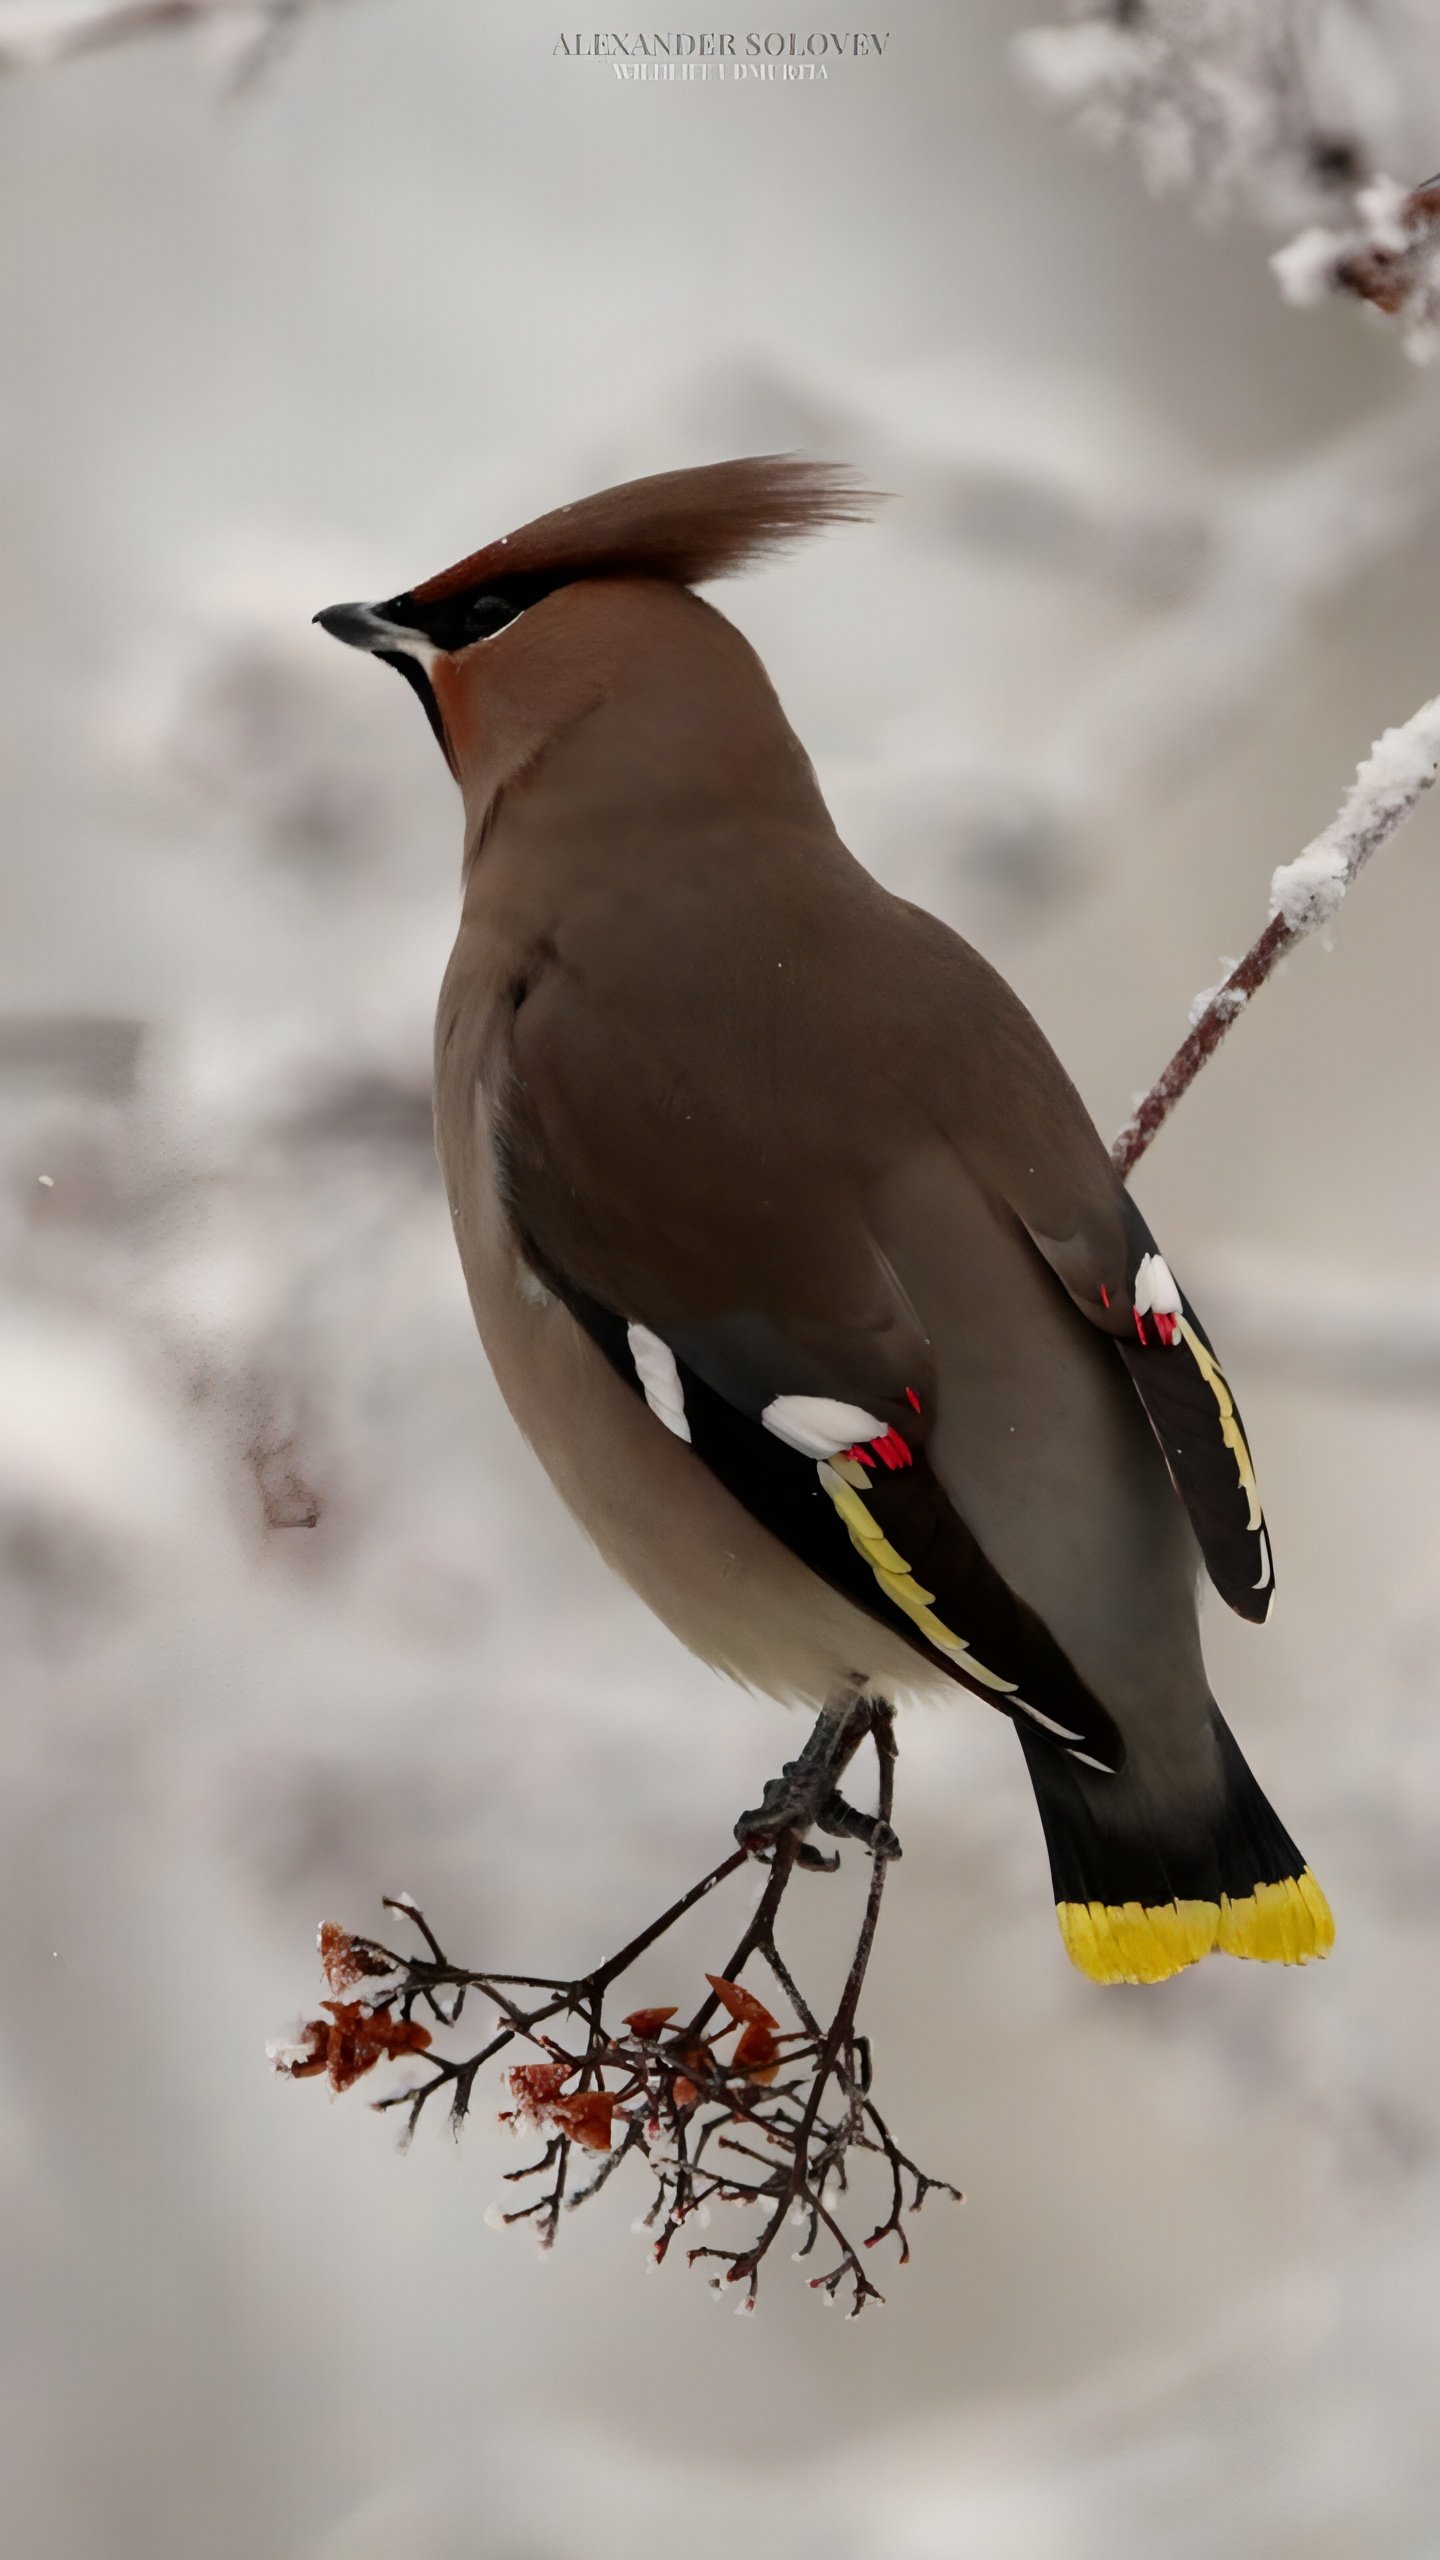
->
[313,600,390,650]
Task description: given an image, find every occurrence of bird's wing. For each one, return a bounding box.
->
[1109,1200,1273,1621]
[500,966,1124,1772]
[1000,1163,1274,1627]
[902,906,1275,1627]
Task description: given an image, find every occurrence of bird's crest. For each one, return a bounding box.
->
[410,455,880,606]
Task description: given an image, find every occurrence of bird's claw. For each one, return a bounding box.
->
[816,1791,903,1861]
[734,1771,901,1866]
[733,1759,814,1852]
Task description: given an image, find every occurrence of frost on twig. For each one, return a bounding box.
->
[1017,6,1440,353]
[1015,3,1391,229]
[273,1709,959,2318]
[1113,691,1440,1177]
[1274,173,1440,363]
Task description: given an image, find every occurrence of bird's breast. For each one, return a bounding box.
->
[430,941,934,1710]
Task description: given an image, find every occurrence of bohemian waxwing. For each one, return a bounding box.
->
[316,456,1333,1987]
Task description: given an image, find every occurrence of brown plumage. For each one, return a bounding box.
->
[315,455,1334,1987]
[409,455,881,603]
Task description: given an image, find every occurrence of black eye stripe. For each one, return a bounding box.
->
[456,592,523,648]
[379,580,542,655]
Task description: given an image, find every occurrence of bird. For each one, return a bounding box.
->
[315,455,1334,1987]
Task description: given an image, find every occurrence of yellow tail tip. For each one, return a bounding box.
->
[1058,1870,1334,1985]
[1219,1868,1336,1966]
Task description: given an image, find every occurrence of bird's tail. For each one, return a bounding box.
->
[1017,1715,1334,1985]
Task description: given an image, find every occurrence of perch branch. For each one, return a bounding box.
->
[1112,691,1440,1177]
[274,1703,959,2317]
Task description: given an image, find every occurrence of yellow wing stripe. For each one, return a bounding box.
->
[1058,1869,1334,1984]
[817,1462,1019,1694]
[819,1467,914,1574]
[1176,1316,1263,1533]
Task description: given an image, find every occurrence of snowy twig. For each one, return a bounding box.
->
[1018,8,1440,355]
[1274,172,1440,363]
[1014,4,1382,230]
[1113,693,1440,1176]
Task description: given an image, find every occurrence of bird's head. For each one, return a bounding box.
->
[314,456,878,833]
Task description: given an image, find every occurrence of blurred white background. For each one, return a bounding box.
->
[4,4,1440,2553]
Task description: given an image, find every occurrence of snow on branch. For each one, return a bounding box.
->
[1015,2,1398,229]
[1017,5,1440,353]
[1113,690,1440,1176]
[1274,172,1440,364]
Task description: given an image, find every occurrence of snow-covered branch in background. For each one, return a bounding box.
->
[1274,172,1440,364]
[0,0,345,79]
[1017,3,1440,355]
[1113,691,1440,1176]
[1015,2,1400,226]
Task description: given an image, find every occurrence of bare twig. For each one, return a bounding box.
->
[273,1706,960,2317]
[1113,691,1440,1177]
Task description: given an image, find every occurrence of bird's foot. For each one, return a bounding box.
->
[815,1789,902,1862]
[734,1695,902,1864]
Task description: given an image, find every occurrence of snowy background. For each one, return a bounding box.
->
[5,3,1440,2553]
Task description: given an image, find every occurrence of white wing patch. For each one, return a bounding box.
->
[626,1324,691,1443]
[1134,1251,1183,1337]
[762,1394,887,1458]
[623,1354,1114,1771]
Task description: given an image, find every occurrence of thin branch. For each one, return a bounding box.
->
[274,1707,960,2317]
[1112,691,1440,1177]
